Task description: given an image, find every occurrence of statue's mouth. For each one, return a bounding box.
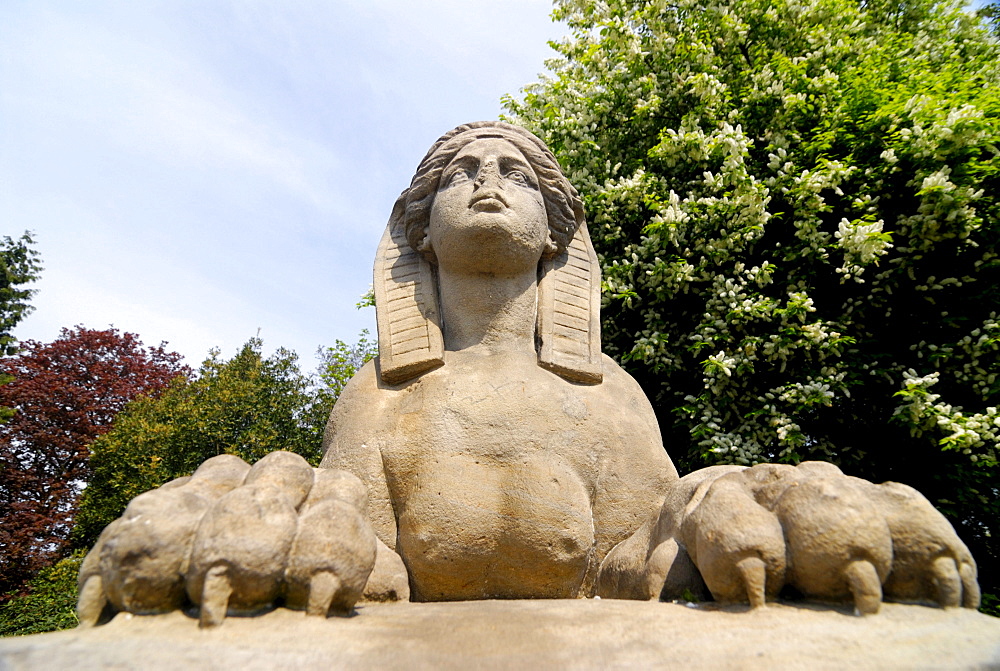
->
[470,192,508,213]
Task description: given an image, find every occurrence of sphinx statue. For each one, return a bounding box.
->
[77,122,980,627]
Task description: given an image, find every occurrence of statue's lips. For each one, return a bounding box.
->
[470,195,507,213]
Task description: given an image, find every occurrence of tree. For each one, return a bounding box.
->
[505,0,999,603]
[0,333,373,636]
[981,2,1000,35]
[1,232,43,426]
[0,328,186,599]
[74,336,371,547]
[312,329,377,413]
[0,232,42,359]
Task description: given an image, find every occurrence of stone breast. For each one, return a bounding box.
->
[378,352,601,600]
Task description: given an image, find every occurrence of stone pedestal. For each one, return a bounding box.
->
[1,600,998,669]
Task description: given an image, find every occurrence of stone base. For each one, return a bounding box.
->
[1,600,998,670]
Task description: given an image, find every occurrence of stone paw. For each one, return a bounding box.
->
[865,480,979,609]
[76,454,250,626]
[679,473,785,608]
[76,452,378,628]
[676,462,978,614]
[283,468,378,617]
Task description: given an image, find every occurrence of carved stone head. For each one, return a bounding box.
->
[374,122,603,385]
[402,122,585,264]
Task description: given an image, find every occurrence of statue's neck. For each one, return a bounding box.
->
[436,266,537,353]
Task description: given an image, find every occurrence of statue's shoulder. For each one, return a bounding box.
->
[348,356,382,390]
[585,353,659,416]
[321,358,399,472]
[324,358,393,433]
[334,352,653,412]
[324,355,442,438]
[599,354,647,392]
[330,351,656,432]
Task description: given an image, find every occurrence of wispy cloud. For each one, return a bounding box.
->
[1,2,560,364]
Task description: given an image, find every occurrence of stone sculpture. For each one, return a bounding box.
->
[78,122,980,627]
[284,469,378,616]
[78,453,374,627]
[77,454,250,625]
[185,451,316,627]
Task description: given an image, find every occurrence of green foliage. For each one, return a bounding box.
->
[0,232,42,359]
[981,592,1000,617]
[356,287,376,310]
[0,330,374,634]
[73,338,323,546]
[980,2,1000,35]
[0,231,42,424]
[0,328,186,600]
[314,330,377,409]
[680,588,700,603]
[0,551,82,637]
[506,0,999,593]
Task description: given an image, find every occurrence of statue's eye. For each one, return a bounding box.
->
[445,170,472,187]
[506,170,529,186]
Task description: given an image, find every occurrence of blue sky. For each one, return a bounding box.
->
[4,1,991,369]
[1,1,562,367]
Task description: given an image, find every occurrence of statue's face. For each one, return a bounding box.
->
[428,137,548,274]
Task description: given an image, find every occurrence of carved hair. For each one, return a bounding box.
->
[402,121,585,263]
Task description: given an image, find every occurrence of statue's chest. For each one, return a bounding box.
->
[376,355,600,600]
[384,359,597,463]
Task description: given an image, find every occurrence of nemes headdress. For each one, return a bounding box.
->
[373,121,603,385]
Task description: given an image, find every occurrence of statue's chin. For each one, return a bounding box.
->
[432,216,547,275]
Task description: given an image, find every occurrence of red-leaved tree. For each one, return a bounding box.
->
[0,327,188,599]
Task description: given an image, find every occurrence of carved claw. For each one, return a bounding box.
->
[868,481,980,610]
[76,574,108,628]
[773,475,892,612]
[931,556,963,609]
[843,560,882,615]
[638,462,981,615]
[283,469,378,615]
[306,571,343,617]
[960,561,980,609]
[199,564,232,629]
[680,474,786,607]
[735,556,767,609]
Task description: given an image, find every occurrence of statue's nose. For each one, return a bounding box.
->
[474,158,502,189]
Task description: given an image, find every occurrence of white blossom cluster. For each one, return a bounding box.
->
[895,370,999,466]
[834,217,892,281]
[506,0,999,472]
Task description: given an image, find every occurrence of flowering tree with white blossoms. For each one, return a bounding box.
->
[504,0,1000,605]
